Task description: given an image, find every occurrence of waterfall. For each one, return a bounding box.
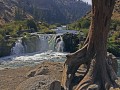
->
[11,38,24,55]
[55,36,64,52]
[38,34,64,52]
[38,35,49,52]
[11,34,65,55]
[48,34,57,51]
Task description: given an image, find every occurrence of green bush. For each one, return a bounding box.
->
[68,18,90,30]
[81,19,90,28]
[27,19,38,32]
[107,31,120,57]
[0,34,4,41]
[107,42,120,57]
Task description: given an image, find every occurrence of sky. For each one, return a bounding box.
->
[82,0,92,5]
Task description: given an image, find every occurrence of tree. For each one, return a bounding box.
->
[81,19,90,28]
[61,0,119,90]
[27,20,38,32]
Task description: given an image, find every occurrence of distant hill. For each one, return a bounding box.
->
[68,0,120,30]
[82,0,120,21]
[67,0,120,57]
[0,0,91,26]
[0,0,33,26]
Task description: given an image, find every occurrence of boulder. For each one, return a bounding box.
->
[27,67,49,77]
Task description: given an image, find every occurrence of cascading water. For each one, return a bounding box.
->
[55,36,64,52]
[0,33,120,77]
[11,38,24,55]
[38,34,64,52]
[38,35,49,52]
[48,34,57,51]
[0,34,66,69]
[10,34,65,56]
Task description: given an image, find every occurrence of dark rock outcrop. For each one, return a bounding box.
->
[63,33,79,53]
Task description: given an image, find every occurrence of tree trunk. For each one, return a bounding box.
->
[61,0,119,90]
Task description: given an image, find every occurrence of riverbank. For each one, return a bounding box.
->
[0,61,63,90]
[0,61,120,90]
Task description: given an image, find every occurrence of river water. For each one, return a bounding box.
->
[0,50,68,69]
[0,30,119,76]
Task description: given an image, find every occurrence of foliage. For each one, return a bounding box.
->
[27,19,38,32]
[0,34,4,41]
[63,33,79,53]
[0,20,56,38]
[49,25,57,29]
[0,37,16,57]
[0,20,58,57]
[21,0,91,24]
[40,28,56,34]
[110,20,120,30]
[68,18,90,30]
[68,17,120,57]
[107,31,120,57]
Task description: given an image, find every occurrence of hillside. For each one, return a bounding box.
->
[0,0,91,26]
[68,0,120,57]
[18,0,91,24]
[0,0,33,26]
[82,0,120,21]
[68,0,120,29]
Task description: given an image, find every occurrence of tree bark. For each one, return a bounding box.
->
[61,0,119,90]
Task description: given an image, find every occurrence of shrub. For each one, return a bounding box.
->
[27,19,38,32]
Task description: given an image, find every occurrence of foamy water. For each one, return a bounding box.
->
[0,50,68,69]
[0,51,120,76]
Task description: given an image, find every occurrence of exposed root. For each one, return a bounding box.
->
[61,44,89,90]
[74,58,119,90]
[60,0,118,90]
[61,53,119,90]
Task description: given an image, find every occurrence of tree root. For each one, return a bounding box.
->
[61,44,88,90]
[61,50,119,90]
[74,59,119,90]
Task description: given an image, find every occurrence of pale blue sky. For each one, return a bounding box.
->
[82,0,92,5]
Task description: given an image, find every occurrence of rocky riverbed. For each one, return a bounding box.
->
[0,61,63,90]
[0,61,120,90]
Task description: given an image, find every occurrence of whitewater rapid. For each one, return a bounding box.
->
[0,50,120,76]
[0,30,76,69]
[0,50,68,69]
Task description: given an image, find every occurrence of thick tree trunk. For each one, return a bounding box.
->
[61,0,119,90]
